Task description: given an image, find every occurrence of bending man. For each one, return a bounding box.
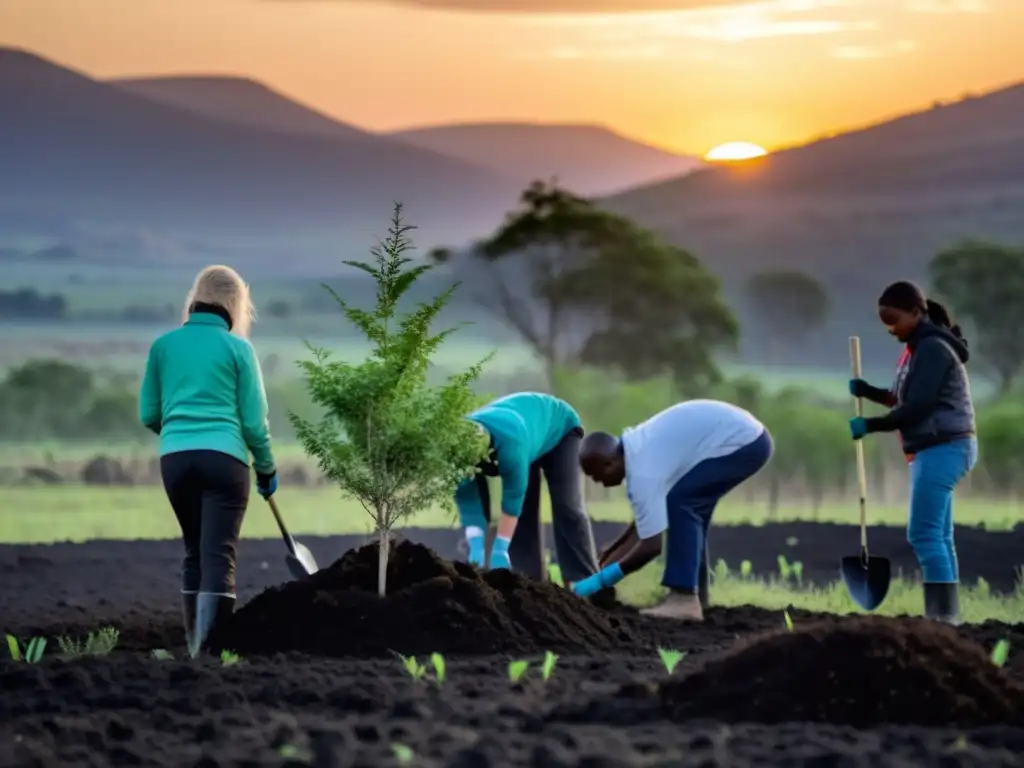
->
[572,399,773,621]
[455,392,599,583]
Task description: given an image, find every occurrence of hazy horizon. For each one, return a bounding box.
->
[5,0,1022,156]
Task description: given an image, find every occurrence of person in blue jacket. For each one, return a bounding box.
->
[139,265,279,657]
[455,392,600,584]
[848,280,977,624]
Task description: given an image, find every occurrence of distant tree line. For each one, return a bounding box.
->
[0,289,67,320]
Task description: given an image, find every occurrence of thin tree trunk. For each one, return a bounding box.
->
[378,529,389,597]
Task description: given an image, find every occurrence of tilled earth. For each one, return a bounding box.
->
[3,534,1024,767]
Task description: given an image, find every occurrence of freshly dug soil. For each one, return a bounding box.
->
[213,539,644,657]
[659,615,1024,727]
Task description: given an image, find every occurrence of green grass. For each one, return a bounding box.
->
[619,559,1024,624]
[3,485,1024,544]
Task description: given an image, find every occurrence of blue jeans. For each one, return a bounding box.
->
[907,437,977,583]
[662,430,774,590]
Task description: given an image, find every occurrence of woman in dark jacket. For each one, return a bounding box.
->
[848,280,977,624]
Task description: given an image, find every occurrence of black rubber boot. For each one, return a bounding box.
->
[181,592,197,653]
[190,593,236,658]
[923,582,960,625]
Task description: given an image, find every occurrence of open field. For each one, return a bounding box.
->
[2,531,1024,766]
[5,485,1024,544]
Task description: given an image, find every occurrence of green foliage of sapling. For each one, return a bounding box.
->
[290,204,493,596]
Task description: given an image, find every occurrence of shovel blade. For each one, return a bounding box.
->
[284,542,319,580]
[840,555,891,611]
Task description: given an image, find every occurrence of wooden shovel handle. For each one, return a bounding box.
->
[850,336,869,552]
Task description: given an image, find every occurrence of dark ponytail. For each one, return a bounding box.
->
[925,298,964,340]
[879,280,966,343]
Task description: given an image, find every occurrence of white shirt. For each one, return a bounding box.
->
[622,399,765,540]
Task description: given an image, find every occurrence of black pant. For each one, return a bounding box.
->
[160,450,250,596]
[479,428,599,582]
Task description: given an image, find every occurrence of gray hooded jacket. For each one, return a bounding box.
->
[863,320,976,455]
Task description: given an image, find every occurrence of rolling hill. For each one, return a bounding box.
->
[596,80,1024,367]
[111,77,702,197]
[0,48,521,267]
[387,122,702,196]
[112,75,372,141]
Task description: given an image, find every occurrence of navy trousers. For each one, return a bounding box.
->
[662,430,774,591]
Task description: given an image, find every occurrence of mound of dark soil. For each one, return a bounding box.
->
[214,539,645,657]
[658,615,1024,727]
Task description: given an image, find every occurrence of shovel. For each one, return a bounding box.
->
[267,496,319,580]
[840,336,891,611]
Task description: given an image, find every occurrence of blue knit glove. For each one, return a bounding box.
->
[256,471,278,500]
[489,536,511,570]
[467,535,485,568]
[849,417,868,440]
[572,563,624,598]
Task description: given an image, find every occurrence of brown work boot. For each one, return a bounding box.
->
[640,591,704,622]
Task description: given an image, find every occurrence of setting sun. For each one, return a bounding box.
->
[705,142,769,162]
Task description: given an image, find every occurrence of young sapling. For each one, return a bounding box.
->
[290,204,492,596]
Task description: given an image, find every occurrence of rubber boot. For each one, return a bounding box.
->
[181,592,197,653]
[923,582,960,625]
[190,593,236,658]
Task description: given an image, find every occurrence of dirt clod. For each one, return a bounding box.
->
[658,615,1024,727]
[215,539,646,657]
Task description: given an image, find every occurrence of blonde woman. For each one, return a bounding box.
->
[138,265,278,657]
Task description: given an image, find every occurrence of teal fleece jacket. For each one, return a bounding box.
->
[138,311,276,475]
[455,392,581,527]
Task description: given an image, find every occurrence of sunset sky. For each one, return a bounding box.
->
[4,0,1022,155]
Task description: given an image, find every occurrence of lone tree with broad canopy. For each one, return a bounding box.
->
[430,180,738,394]
[290,204,492,596]
[930,239,1024,395]
[745,270,830,354]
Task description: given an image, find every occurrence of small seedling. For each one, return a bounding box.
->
[221,650,242,666]
[783,610,794,632]
[791,561,804,583]
[541,650,558,682]
[278,745,309,765]
[991,639,1010,668]
[6,634,46,663]
[739,560,753,578]
[657,647,686,675]
[398,654,427,681]
[548,563,564,588]
[777,555,792,580]
[56,626,120,659]
[508,659,529,684]
[430,652,445,685]
[392,744,414,764]
[151,649,174,660]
